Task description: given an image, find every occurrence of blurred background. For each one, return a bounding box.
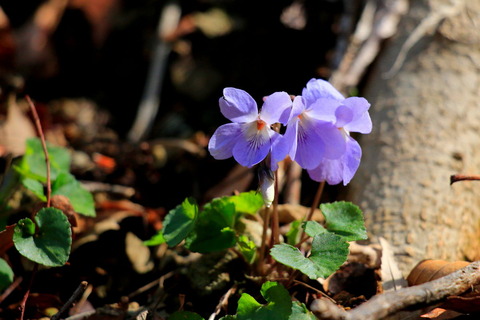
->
[0,0,360,208]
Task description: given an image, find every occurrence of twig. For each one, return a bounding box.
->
[450,174,480,185]
[311,260,480,320]
[51,281,88,320]
[208,284,237,320]
[0,276,23,304]
[26,95,51,207]
[127,1,181,142]
[19,263,38,320]
[292,280,337,304]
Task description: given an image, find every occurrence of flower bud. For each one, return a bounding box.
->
[258,165,275,207]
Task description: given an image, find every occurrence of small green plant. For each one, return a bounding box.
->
[14,138,95,217]
[144,78,372,318]
[145,195,366,280]
[6,137,95,268]
[0,98,96,319]
[144,191,263,256]
[168,282,316,320]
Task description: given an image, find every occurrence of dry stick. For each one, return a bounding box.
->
[311,260,480,320]
[208,284,237,320]
[51,281,88,320]
[19,264,38,320]
[25,95,51,207]
[0,276,23,304]
[450,174,480,185]
[292,280,337,304]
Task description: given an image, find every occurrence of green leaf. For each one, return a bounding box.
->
[19,138,71,182]
[163,198,198,246]
[169,311,205,320]
[52,172,95,217]
[226,191,264,215]
[302,221,327,238]
[237,281,292,320]
[308,233,349,278]
[270,233,349,279]
[13,207,72,267]
[0,258,14,292]
[289,301,317,320]
[219,316,237,320]
[286,220,302,246]
[237,235,256,264]
[320,201,367,241]
[143,231,166,246]
[185,227,236,253]
[184,198,237,253]
[21,177,46,201]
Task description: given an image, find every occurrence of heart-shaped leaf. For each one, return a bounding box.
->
[52,172,95,217]
[237,281,292,320]
[0,258,14,292]
[226,191,264,215]
[163,198,198,246]
[271,233,349,279]
[17,138,71,182]
[184,198,237,253]
[320,201,367,241]
[302,221,327,238]
[13,207,72,267]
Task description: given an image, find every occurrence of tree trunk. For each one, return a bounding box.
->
[348,0,480,273]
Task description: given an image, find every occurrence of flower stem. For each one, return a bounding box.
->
[270,170,280,245]
[26,96,51,208]
[298,181,325,243]
[257,205,271,275]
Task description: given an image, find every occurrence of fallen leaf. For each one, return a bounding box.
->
[420,307,463,319]
[0,96,36,157]
[407,260,470,286]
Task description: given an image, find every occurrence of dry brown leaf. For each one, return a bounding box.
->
[407,260,470,286]
[0,96,36,157]
[408,260,480,315]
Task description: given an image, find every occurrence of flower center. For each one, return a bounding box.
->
[256,119,266,131]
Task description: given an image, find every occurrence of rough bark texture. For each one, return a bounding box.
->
[348,0,480,273]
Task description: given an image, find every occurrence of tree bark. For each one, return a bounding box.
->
[348,0,480,273]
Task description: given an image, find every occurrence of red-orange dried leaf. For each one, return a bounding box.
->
[0,225,15,255]
[420,307,463,319]
[93,153,116,173]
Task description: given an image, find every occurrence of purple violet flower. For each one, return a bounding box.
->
[302,79,372,185]
[272,84,348,171]
[208,87,291,168]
